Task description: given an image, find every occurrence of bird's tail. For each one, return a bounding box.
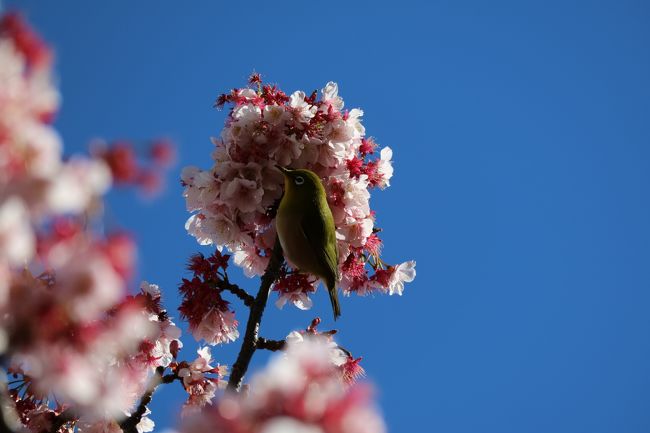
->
[328,281,341,320]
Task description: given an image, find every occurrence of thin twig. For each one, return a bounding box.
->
[227,238,284,392]
[256,337,286,352]
[218,280,254,307]
[161,373,178,384]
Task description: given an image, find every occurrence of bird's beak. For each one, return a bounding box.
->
[276,165,290,175]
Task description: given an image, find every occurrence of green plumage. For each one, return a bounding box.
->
[275,167,341,319]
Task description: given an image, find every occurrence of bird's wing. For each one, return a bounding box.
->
[299,199,339,282]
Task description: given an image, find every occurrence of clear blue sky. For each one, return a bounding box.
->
[6,1,650,432]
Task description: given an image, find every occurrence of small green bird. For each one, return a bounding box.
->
[275,166,341,320]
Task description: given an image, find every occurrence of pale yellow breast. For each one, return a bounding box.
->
[276,205,322,275]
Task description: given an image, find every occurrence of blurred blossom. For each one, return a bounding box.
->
[45,157,111,214]
[103,232,137,281]
[137,169,163,196]
[0,13,110,221]
[0,196,35,266]
[150,138,176,167]
[94,140,139,184]
[77,419,124,433]
[181,338,384,433]
[92,137,176,197]
[286,320,365,386]
[5,276,182,425]
[0,16,183,429]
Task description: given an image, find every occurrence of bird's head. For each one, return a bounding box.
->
[276,166,326,200]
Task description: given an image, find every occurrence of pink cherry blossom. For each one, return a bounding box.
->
[178,347,228,416]
[181,338,384,433]
[183,76,415,304]
[233,244,269,278]
[179,251,241,345]
[273,273,317,311]
[193,309,240,346]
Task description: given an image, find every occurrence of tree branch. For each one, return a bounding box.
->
[256,337,286,352]
[49,408,76,433]
[227,238,284,392]
[218,280,254,307]
[118,367,164,433]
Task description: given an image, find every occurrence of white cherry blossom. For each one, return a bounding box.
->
[192,309,239,345]
[387,261,417,295]
[375,146,394,189]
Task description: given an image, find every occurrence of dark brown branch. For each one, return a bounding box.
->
[256,337,286,352]
[227,238,284,392]
[218,280,254,307]
[161,373,178,384]
[118,367,164,433]
[49,408,76,433]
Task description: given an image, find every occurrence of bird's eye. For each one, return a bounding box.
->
[294,176,305,186]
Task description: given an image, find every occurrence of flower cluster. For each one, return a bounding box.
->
[92,137,176,196]
[273,272,317,310]
[182,74,416,311]
[135,281,184,370]
[173,347,229,417]
[286,318,365,386]
[178,251,240,345]
[6,274,182,429]
[0,13,180,432]
[0,12,110,241]
[181,338,384,433]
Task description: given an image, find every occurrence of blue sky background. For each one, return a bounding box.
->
[5,1,650,432]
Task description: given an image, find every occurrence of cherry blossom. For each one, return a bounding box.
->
[0,14,184,431]
[0,13,110,221]
[92,138,175,197]
[149,138,176,168]
[286,319,365,386]
[273,273,317,311]
[179,251,240,345]
[193,309,240,346]
[177,347,228,416]
[136,281,183,368]
[183,75,416,312]
[1,10,403,432]
[370,260,417,296]
[181,338,384,433]
[233,244,270,278]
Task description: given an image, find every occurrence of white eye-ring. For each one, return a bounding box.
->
[294,176,305,185]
